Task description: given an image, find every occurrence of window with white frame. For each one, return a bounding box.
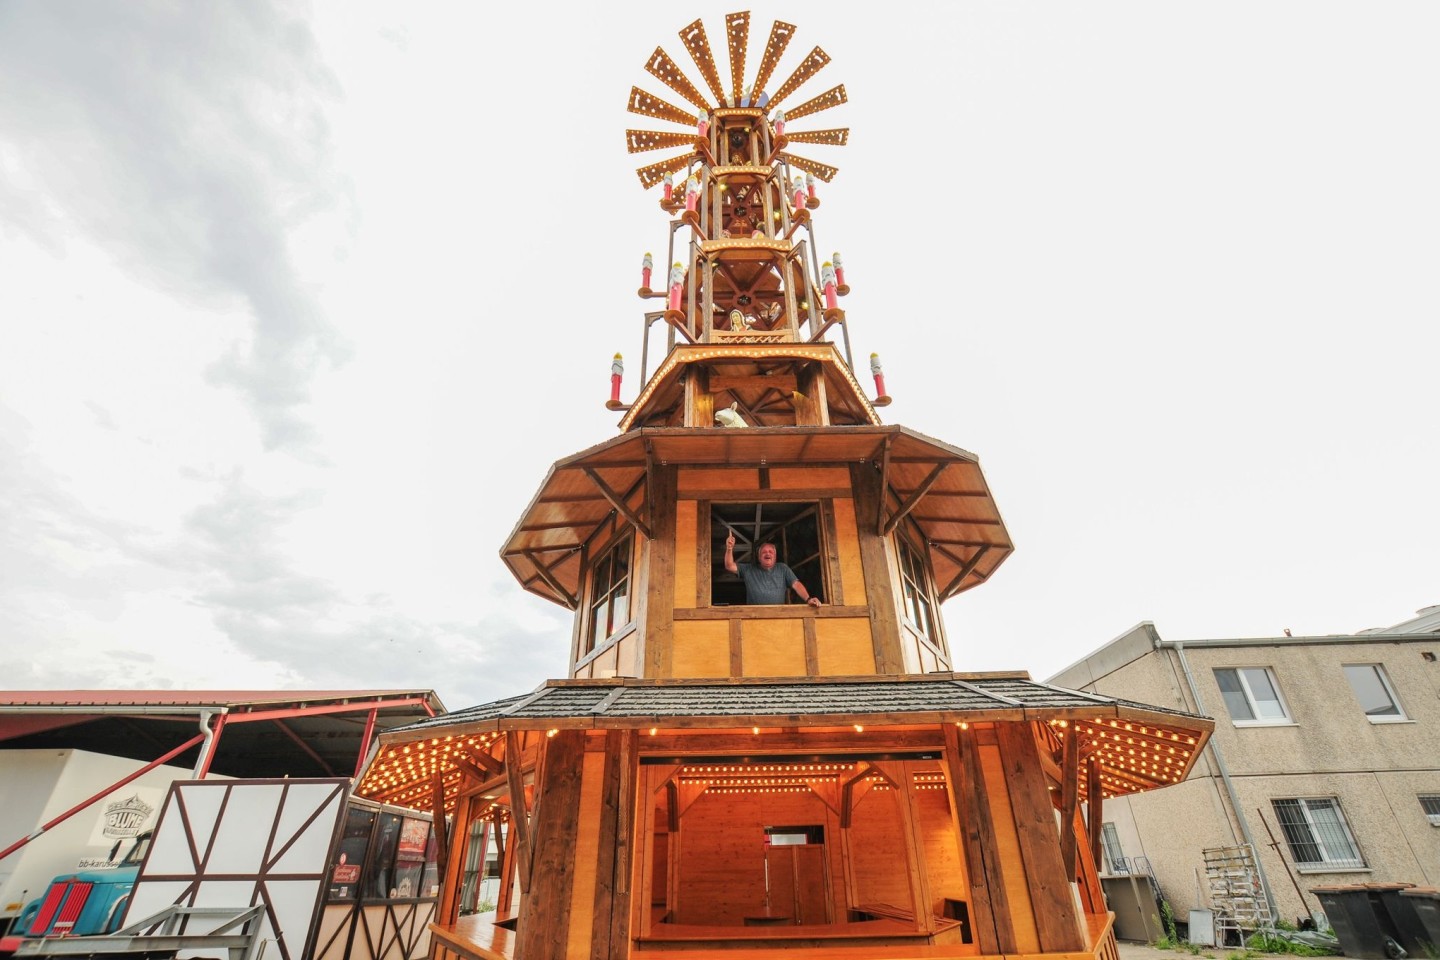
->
[1342,664,1406,722]
[1214,667,1290,724]
[1271,798,1365,869]
[1420,795,1440,827]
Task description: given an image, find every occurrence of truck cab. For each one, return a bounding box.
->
[0,832,151,955]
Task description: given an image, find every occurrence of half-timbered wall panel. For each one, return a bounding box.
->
[677,467,759,493]
[769,466,850,488]
[674,500,699,608]
[671,620,731,677]
[740,618,807,676]
[831,497,866,604]
[815,617,876,675]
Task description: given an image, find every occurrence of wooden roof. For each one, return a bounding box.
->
[501,425,1013,608]
[356,674,1214,810]
[619,343,881,430]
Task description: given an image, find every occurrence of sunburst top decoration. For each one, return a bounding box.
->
[625,11,847,189]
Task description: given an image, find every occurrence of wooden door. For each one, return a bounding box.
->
[764,846,832,925]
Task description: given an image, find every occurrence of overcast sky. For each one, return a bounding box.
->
[1,2,1436,710]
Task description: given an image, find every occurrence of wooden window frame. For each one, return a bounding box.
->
[582,530,635,658]
[706,499,830,607]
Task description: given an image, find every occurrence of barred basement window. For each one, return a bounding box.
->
[1420,795,1440,827]
[1271,798,1365,869]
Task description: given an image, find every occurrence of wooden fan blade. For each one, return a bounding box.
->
[626,86,697,126]
[752,19,797,97]
[780,152,839,183]
[645,47,711,113]
[678,19,727,106]
[784,84,848,121]
[626,129,701,154]
[725,12,750,106]
[767,46,830,110]
[782,127,849,146]
[635,152,694,189]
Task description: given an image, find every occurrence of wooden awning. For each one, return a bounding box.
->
[500,424,1013,607]
[355,674,1213,813]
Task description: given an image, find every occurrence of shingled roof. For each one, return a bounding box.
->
[383,673,1210,736]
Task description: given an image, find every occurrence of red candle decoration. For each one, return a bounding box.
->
[821,261,838,310]
[831,251,846,288]
[610,353,624,404]
[641,252,653,289]
[806,173,817,199]
[668,262,686,311]
[773,109,786,137]
[662,172,674,201]
[684,175,700,212]
[870,352,890,402]
[791,176,806,215]
[697,112,709,137]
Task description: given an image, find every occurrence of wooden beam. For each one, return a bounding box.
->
[431,772,451,880]
[1087,755,1104,873]
[876,434,893,521]
[996,723,1086,952]
[1060,728,1081,878]
[515,729,588,960]
[944,724,1010,955]
[640,465,678,677]
[522,550,578,610]
[583,467,654,541]
[505,730,533,895]
[940,544,990,598]
[436,793,471,926]
[850,462,904,673]
[882,463,949,536]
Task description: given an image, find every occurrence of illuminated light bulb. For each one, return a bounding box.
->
[854,724,864,733]
[753,727,761,735]
[546,729,559,738]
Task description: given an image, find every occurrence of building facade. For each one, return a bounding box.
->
[1049,616,1440,929]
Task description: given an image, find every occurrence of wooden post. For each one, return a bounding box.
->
[515,729,588,960]
[505,731,533,895]
[996,722,1086,953]
[432,774,453,880]
[849,462,903,673]
[642,465,678,677]
[1060,726,1081,879]
[1087,755,1105,874]
[436,793,473,927]
[943,724,1011,954]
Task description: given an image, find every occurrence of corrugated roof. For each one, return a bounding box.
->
[0,690,439,709]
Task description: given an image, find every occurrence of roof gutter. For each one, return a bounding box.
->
[1164,635,1278,917]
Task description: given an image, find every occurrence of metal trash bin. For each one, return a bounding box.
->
[1399,888,1440,955]
[1368,883,1428,956]
[1311,885,1401,960]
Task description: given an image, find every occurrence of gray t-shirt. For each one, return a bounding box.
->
[736,561,798,605]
